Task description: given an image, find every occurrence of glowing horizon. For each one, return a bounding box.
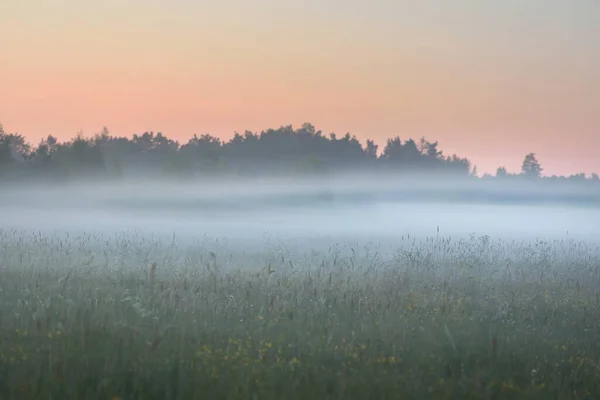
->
[1,0,599,176]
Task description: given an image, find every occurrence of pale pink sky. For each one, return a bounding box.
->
[1,0,599,176]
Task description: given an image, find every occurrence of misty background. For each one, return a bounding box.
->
[2,178,599,251]
[1,122,599,248]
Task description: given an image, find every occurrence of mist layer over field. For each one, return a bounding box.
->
[2,176,600,399]
[1,176,599,245]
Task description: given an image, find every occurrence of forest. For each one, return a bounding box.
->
[1,122,597,184]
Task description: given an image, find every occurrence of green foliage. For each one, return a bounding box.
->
[1,231,599,399]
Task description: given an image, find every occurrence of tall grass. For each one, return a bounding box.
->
[1,229,599,399]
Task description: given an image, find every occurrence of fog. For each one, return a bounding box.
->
[2,175,599,248]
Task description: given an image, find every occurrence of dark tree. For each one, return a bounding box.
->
[0,121,596,185]
[521,153,543,178]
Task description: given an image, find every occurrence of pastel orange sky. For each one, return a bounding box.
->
[1,0,599,176]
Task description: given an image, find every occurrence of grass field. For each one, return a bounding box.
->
[1,229,599,399]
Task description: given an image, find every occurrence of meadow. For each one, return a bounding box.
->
[1,227,599,399]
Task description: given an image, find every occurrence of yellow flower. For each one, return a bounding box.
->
[200,345,212,354]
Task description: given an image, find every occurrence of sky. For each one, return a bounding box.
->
[1,0,599,176]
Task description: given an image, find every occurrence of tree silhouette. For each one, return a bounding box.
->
[521,153,543,178]
[0,122,597,186]
[364,139,378,160]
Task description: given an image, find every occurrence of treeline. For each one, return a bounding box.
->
[0,122,598,183]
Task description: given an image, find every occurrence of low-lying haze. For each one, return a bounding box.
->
[3,176,599,247]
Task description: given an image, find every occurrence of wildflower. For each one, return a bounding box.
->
[202,345,212,354]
